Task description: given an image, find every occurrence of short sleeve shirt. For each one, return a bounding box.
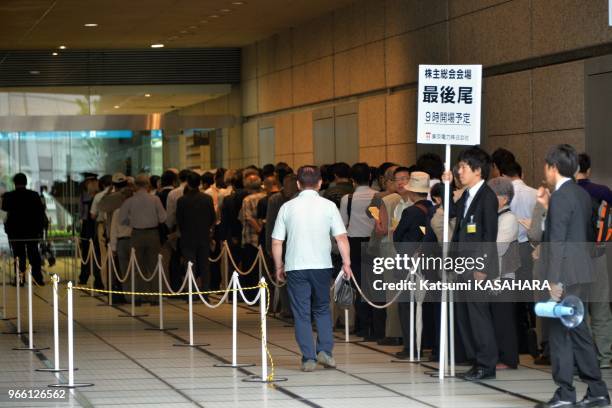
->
[272,189,346,271]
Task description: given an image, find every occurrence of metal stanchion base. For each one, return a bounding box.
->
[144,327,178,331]
[36,368,73,372]
[242,375,288,383]
[214,363,255,368]
[118,313,149,318]
[13,346,50,352]
[48,383,94,389]
[2,330,27,335]
[173,342,210,347]
[423,370,463,378]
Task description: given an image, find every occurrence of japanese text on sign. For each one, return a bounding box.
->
[417,65,482,146]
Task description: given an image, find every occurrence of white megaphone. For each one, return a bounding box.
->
[534,295,584,329]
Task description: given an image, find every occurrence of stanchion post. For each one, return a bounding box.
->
[107,244,112,306]
[14,267,49,351]
[214,272,254,368]
[345,309,350,343]
[243,278,287,383]
[37,275,68,372]
[118,250,147,318]
[1,257,5,319]
[173,263,208,347]
[145,255,176,331]
[3,258,24,334]
[89,240,94,297]
[49,282,93,389]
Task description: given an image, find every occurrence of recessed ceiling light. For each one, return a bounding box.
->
[180,30,188,34]
[219,8,232,12]
[29,70,40,75]
[58,45,67,49]
[52,52,58,56]
[199,20,209,24]
[209,14,220,18]
[114,105,120,109]
[83,23,98,27]
[144,93,151,97]
[232,1,245,5]
[150,43,164,48]
[188,25,197,29]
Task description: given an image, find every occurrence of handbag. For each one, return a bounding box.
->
[334,278,355,310]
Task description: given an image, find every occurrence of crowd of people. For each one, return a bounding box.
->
[2,143,611,408]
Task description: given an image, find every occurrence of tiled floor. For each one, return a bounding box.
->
[1,280,612,408]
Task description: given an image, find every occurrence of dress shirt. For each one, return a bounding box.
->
[119,189,166,229]
[239,191,266,247]
[555,177,570,193]
[339,185,377,238]
[110,208,132,251]
[510,179,537,243]
[392,196,414,230]
[90,187,110,222]
[463,179,485,217]
[272,189,346,271]
[165,183,186,229]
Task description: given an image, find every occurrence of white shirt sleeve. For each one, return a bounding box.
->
[271,204,287,241]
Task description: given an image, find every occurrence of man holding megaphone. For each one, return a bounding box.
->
[536,145,609,408]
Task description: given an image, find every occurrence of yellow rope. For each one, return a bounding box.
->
[70,284,264,297]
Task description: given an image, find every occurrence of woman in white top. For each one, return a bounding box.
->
[488,176,520,370]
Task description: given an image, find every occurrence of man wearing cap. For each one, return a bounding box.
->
[393,171,435,359]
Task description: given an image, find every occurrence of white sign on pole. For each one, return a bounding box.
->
[417,64,482,146]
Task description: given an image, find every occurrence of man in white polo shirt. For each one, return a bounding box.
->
[272,165,352,372]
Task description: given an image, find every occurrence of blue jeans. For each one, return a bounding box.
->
[286,268,334,362]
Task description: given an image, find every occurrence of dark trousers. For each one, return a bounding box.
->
[79,219,102,288]
[349,237,377,337]
[286,268,334,361]
[456,291,498,372]
[10,240,43,284]
[517,242,536,353]
[491,290,519,368]
[181,243,211,291]
[549,284,608,402]
[241,243,260,288]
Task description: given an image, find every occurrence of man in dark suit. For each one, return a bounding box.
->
[444,147,499,380]
[177,172,216,291]
[1,173,47,285]
[536,144,609,408]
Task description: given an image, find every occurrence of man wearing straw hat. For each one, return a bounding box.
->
[271,165,352,372]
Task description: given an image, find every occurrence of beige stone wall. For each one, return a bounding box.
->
[186,0,612,185]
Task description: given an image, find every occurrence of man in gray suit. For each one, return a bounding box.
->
[537,144,609,408]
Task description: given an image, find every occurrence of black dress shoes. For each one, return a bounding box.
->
[534,399,576,408]
[575,395,611,407]
[461,366,496,381]
[377,337,402,346]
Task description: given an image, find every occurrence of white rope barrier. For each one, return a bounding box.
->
[160,262,190,294]
[173,263,210,348]
[234,276,262,306]
[132,252,159,283]
[190,269,232,309]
